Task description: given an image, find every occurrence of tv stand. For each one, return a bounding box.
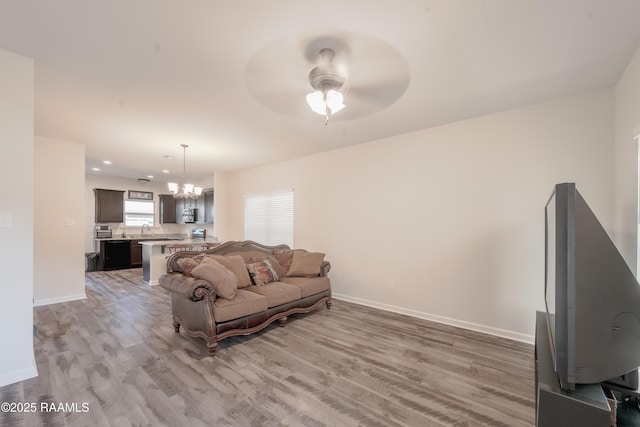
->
[535,311,612,426]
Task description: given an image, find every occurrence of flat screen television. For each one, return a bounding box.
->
[544,182,640,391]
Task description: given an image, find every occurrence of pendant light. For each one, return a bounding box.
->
[167,144,202,199]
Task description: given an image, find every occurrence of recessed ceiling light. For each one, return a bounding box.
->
[162,170,170,173]
[92,167,100,171]
[103,160,112,165]
[147,175,154,179]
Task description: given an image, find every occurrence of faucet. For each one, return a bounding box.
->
[141,224,150,237]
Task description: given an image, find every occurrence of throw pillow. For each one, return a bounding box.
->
[246,258,279,286]
[191,259,238,300]
[202,255,252,288]
[226,250,272,263]
[176,254,205,276]
[286,251,325,277]
[273,249,296,273]
[248,255,287,278]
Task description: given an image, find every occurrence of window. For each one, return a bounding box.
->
[124,200,155,227]
[244,190,293,247]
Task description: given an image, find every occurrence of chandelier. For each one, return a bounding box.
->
[306,48,346,124]
[167,144,202,199]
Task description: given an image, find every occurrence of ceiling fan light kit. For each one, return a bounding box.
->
[306,89,345,115]
[306,48,346,124]
[168,144,203,199]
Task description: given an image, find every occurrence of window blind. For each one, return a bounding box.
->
[244,190,293,247]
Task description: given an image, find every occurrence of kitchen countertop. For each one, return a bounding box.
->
[140,238,219,246]
[94,234,186,242]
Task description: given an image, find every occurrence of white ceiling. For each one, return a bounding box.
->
[1,1,640,183]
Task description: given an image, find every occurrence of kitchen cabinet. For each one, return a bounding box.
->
[195,194,205,224]
[97,239,144,270]
[100,240,131,270]
[158,194,176,223]
[204,189,214,224]
[175,197,185,224]
[130,241,142,267]
[175,197,198,223]
[94,189,125,223]
[195,189,214,224]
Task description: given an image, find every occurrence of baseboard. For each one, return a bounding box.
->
[332,293,534,345]
[33,293,87,307]
[0,363,38,388]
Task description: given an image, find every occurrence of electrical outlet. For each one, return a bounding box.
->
[387,280,396,291]
[0,212,12,228]
[64,218,76,226]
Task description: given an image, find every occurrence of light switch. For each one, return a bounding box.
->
[65,218,76,226]
[0,212,13,228]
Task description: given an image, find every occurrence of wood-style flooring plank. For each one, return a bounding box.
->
[0,268,535,426]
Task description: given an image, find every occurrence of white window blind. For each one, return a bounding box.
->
[124,200,155,227]
[244,190,293,247]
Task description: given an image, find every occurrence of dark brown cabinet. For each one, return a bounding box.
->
[194,189,214,224]
[175,197,185,224]
[130,241,142,267]
[94,189,124,223]
[204,189,214,224]
[158,194,176,223]
[176,197,198,223]
[195,193,205,224]
[97,239,143,270]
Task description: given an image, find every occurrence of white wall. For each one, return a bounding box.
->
[0,49,37,387]
[223,89,614,342]
[84,175,215,252]
[614,43,640,273]
[212,170,230,242]
[34,136,86,306]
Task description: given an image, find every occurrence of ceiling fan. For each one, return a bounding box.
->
[244,33,411,122]
[305,47,347,124]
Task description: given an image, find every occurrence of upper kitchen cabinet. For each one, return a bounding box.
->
[194,188,214,224]
[158,194,176,224]
[94,189,125,223]
[204,189,214,224]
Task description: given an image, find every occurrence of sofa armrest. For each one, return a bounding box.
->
[159,272,217,303]
[319,261,331,277]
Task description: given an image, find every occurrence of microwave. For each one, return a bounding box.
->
[182,208,197,223]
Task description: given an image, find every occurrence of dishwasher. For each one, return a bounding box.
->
[102,240,131,270]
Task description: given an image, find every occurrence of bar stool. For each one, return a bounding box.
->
[166,243,193,254]
[199,242,219,251]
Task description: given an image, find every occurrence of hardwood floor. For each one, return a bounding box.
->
[0,269,535,426]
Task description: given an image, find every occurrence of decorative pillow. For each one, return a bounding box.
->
[176,254,205,275]
[273,249,296,273]
[286,251,325,277]
[202,255,252,288]
[248,255,287,278]
[226,250,272,263]
[191,259,238,300]
[246,258,280,286]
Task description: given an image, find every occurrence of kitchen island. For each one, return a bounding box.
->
[141,239,219,285]
[94,234,184,271]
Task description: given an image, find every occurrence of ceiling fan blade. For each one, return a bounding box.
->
[348,78,410,108]
[244,31,410,121]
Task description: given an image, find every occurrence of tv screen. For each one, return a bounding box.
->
[544,183,640,391]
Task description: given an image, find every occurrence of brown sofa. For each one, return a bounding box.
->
[159,240,331,357]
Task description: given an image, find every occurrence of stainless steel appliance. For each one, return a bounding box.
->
[191,228,206,239]
[95,225,112,238]
[182,208,197,223]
